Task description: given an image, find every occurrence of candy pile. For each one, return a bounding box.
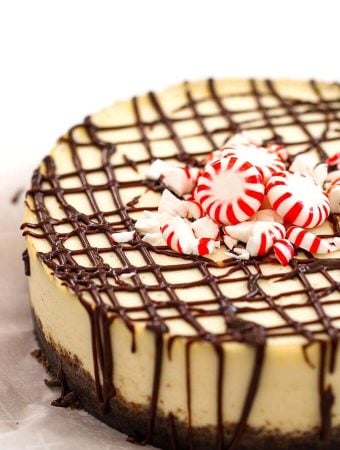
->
[122,134,340,266]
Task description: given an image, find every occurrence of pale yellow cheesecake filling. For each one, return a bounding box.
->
[24,78,340,434]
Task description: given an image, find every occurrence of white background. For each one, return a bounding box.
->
[0,1,339,449]
[1,0,340,231]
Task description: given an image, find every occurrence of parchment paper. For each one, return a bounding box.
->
[0,179,155,449]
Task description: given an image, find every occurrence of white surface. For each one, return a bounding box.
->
[0,0,339,448]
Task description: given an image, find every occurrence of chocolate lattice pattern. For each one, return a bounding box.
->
[23,78,340,447]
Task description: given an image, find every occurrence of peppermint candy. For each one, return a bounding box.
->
[223,221,257,243]
[160,216,195,254]
[218,144,286,182]
[286,226,333,254]
[246,228,275,256]
[111,231,135,243]
[160,216,216,256]
[223,220,285,244]
[145,159,169,180]
[142,232,165,246]
[135,211,162,234]
[195,156,265,225]
[266,171,330,228]
[146,160,200,196]
[192,238,217,256]
[289,154,327,186]
[158,189,188,216]
[273,239,295,266]
[205,133,259,163]
[191,216,220,240]
[223,234,238,250]
[246,222,286,256]
[158,189,205,220]
[162,166,200,196]
[182,198,205,219]
[267,144,289,162]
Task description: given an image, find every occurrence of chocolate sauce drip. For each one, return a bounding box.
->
[22,249,30,276]
[22,79,340,449]
[11,187,23,204]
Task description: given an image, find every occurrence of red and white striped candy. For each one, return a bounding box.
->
[223,220,284,244]
[195,156,265,225]
[326,178,340,214]
[266,171,330,228]
[160,216,195,254]
[162,166,200,196]
[204,133,258,163]
[246,228,275,256]
[218,144,286,182]
[286,226,333,254]
[246,222,286,256]
[146,160,200,196]
[267,144,289,162]
[273,239,295,266]
[192,216,220,240]
[158,189,205,219]
[192,238,216,256]
[182,198,205,219]
[227,132,261,147]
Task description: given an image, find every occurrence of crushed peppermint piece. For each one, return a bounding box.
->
[290,154,327,186]
[111,231,135,243]
[273,239,295,266]
[192,238,217,256]
[120,271,136,280]
[286,226,333,254]
[223,235,238,250]
[142,232,165,246]
[191,216,220,240]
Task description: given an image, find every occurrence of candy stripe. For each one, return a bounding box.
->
[286,226,333,254]
[195,155,265,225]
[266,172,330,228]
[273,239,295,265]
[217,144,286,182]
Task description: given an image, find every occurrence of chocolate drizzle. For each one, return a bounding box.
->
[22,78,340,448]
[22,249,30,276]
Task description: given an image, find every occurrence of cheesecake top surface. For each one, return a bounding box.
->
[23,78,340,347]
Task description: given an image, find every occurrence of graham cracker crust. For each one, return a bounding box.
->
[32,311,340,450]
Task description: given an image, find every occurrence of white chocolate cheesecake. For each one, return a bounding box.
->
[23,78,340,449]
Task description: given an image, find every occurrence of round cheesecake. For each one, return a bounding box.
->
[23,78,340,450]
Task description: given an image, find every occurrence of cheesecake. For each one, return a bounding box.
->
[22,78,340,449]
